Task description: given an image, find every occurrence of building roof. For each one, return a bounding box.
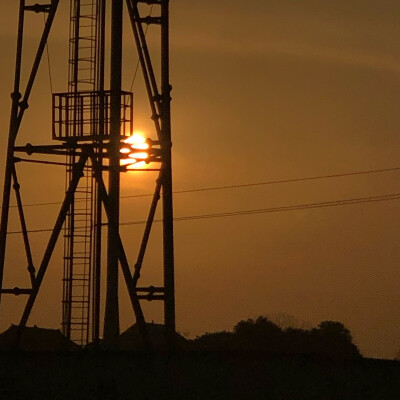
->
[118,322,189,351]
[0,325,80,352]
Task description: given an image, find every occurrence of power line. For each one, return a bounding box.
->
[7,192,400,235]
[120,192,400,225]
[168,166,400,195]
[10,200,61,209]
[8,165,400,209]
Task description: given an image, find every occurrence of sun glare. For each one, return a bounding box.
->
[129,152,148,160]
[131,142,149,150]
[124,133,146,145]
[126,161,146,170]
[120,158,136,166]
[120,131,150,170]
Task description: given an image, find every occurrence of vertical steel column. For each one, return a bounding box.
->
[92,0,106,344]
[161,0,176,347]
[103,0,123,341]
[0,0,25,309]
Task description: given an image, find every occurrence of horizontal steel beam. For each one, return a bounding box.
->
[1,288,32,296]
[137,0,162,5]
[139,16,161,25]
[25,4,52,13]
[136,286,165,293]
[137,294,164,301]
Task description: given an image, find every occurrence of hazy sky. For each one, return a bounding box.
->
[1,0,400,359]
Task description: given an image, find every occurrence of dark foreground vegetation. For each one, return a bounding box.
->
[191,317,361,360]
[0,317,399,399]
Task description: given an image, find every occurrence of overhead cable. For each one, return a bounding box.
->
[6,191,400,235]
[8,165,400,209]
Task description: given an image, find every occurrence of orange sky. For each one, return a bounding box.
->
[1,0,400,359]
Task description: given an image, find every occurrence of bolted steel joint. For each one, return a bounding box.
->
[27,265,36,274]
[25,143,34,156]
[13,287,22,296]
[10,91,21,101]
[19,99,29,110]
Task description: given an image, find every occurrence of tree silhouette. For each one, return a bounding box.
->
[192,316,361,359]
[311,320,361,359]
[233,316,282,352]
[316,321,353,341]
[192,331,234,351]
[269,312,311,330]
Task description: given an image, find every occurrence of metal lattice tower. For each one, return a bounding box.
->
[0,0,176,350]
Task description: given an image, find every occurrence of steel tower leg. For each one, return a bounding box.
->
[92,0,106,345]
[161,0,176,349]
[0,0,25,310]
[126,0,176,349]
[0,0,59,311]
[103,0,123,342]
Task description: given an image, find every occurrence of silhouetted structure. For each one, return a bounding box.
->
[118,322,188,351]
[0,325,79,352]
[0,0,175,350]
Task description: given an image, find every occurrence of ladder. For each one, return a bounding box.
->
[62,0,99,346]
[68,0,97,91]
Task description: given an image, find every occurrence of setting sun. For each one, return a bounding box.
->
[120,131,150,170]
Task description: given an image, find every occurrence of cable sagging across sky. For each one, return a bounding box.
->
[6,191,400,235]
